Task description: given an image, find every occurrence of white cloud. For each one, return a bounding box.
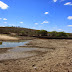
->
[41,23,43,24]
[0,26,5,27]
[0,1,9,9]
[58,29,62,30]
[35,23,38,25]
[68,25,72,27]
[4,22,7,23]
[53,0,57,2]
[67,16,72,20]
[64,2,72,5]
[8,24,16,26]
[44,12,49,14]
[20,22,23,24]
[41,21,49,24]
[3,18,7,20]
[0,18,2,20]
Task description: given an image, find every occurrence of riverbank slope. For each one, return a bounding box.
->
[0,34,36,41]
[0,34,19,41]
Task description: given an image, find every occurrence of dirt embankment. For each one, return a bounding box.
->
[0,39,72,72]
[0,34,36,41]
[0,34,19,41]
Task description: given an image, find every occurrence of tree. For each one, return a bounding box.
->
[37,30,48,36]
[56,32,69,38]
[51,31,58,37]
[20,30,27,36]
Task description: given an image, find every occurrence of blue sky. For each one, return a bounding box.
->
[0,0,72,33]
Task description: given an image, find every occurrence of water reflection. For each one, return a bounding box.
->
[0,41,29,48]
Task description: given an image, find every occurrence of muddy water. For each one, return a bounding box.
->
[0,40,48,60]
[0,40,42,60]
[0,41,29,48]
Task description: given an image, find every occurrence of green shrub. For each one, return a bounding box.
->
[20,30,26,36]
[56,32,69,38]
[37,30,48,36]
[51,31,58,37]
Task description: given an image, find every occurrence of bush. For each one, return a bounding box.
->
[20,30,27,36]
[51,31,58,37]
[56,32,69,38]
[37,30,48,36]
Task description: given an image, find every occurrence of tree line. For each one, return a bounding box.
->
[0,27,72,38]
[36,30,69,38]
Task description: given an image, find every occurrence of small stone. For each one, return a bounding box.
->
[34,67,37,69]
[32,64,35,67]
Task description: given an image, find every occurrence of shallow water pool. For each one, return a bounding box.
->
[0,41,29,48]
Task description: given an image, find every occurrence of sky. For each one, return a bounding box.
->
[0,0,72,33]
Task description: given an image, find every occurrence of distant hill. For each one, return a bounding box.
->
[0,27,38,36]
[0,27,72,39]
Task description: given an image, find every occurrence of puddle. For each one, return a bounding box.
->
[0,40,49,61]
[0,40,40,60]
[0,41,29,48]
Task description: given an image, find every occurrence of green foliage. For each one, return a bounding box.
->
[0,27,70,38]
[51,31,58,37]
[20,30,26,36]
[37,30,47,36]
[20,30,31,36]
[0,27,37,36]
[48,31,69,38]
[56,32,69,38]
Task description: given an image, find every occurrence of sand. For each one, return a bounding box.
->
[0,34,19,41]
[0,34,36,41]
[0,39,72,72]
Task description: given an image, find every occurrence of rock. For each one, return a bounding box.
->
[32,64,36,67]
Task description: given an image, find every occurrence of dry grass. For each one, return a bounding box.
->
[0,34,19,41]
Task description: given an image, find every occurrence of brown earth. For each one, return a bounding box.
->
[0,34,19,41]
[0,39,72,72]
[0,34,36,41]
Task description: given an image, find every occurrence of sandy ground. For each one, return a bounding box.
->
[0,34,19,41]
[0,34,36,41]
[0,39,72,72]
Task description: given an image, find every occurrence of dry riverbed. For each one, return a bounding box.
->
[0,39,72,72]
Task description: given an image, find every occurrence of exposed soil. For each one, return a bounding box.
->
[0,48,11,54]
[0,39,72,72]
[0,34,36,41]
[0,34,19,41]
